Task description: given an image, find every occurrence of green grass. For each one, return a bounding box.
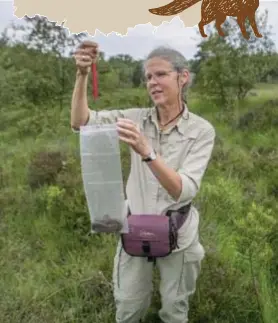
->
[1,83,278,323]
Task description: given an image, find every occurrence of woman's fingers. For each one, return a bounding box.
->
[75,54,92,63]
[78,42,99,62]
[74,51,94,62]
[75,48,97,59]
[74,42,99,69]
[117,118,135,125]
[79,40,98,50]
[73,41,99,75]
[117,126,138,140]
[74,52,94,71]
[117,119,139,132]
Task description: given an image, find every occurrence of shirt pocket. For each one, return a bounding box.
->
[165,129,199,170]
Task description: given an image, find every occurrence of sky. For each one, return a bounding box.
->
[0,0,277,60]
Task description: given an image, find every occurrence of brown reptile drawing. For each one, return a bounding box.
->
[149,0,263,39]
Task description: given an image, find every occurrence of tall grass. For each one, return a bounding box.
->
[1,84,277,323]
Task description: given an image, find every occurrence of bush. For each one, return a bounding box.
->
[236,99,278,132]
[28,150,66,189]
[189,251,261,323]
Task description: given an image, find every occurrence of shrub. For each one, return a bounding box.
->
[236,99,278,132]
[28,150,66,189]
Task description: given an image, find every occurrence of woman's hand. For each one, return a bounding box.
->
[74,41,99,75]
[116,118,152,158]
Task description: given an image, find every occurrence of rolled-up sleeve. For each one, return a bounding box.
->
[176,126,216,204]
[71,107,142,133]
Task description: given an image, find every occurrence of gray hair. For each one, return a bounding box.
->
[143,45,192,101]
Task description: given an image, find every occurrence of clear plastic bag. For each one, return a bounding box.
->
[79,124,129,234]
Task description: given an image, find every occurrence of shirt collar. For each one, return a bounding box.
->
[147,102,190,135]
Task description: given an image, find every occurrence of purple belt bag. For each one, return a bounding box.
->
[121,204,191,262]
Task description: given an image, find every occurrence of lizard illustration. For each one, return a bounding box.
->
[149,0,263,39]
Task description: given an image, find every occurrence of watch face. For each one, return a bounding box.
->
[142,149,156,162]
[150,151,156,160]
[149,150,156,160]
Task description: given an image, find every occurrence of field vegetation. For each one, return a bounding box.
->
[1,12,278,323]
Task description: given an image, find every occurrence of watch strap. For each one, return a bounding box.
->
[142,148,156,162]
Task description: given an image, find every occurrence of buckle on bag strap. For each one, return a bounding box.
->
[166,203,192,229]
[141,241,156,264]
[142,241,150,254]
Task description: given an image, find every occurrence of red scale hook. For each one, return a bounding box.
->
[91,62,98,100]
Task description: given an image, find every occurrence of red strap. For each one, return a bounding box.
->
[91,63,98,100]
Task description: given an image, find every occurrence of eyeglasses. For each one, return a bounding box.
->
[143,70,176,83]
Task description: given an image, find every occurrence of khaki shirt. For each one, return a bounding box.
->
[72,105,215,259]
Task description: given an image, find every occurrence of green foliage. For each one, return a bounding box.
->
[28,150,66,189]
[193,11,277,109]
[132,60,144,87]
[3,15,86,56]
[236,99,278,131]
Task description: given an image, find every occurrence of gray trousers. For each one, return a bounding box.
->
[112,240,204,323]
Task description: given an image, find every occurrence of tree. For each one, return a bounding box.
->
[108,54,136,87]
[2,15,86,57]
[1,15,87,109]
[132,61,144,88]
[193,10,277,109]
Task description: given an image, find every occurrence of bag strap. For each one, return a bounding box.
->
[126,202,192,229]
[166,203,192,229]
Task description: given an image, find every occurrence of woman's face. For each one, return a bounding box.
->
[144,57,188,107]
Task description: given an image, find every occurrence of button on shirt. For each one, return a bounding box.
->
[72,105,216,257]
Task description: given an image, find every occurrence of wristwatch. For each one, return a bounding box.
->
[142,148,157,162]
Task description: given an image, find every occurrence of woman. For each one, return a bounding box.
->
[71,40,216,323]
